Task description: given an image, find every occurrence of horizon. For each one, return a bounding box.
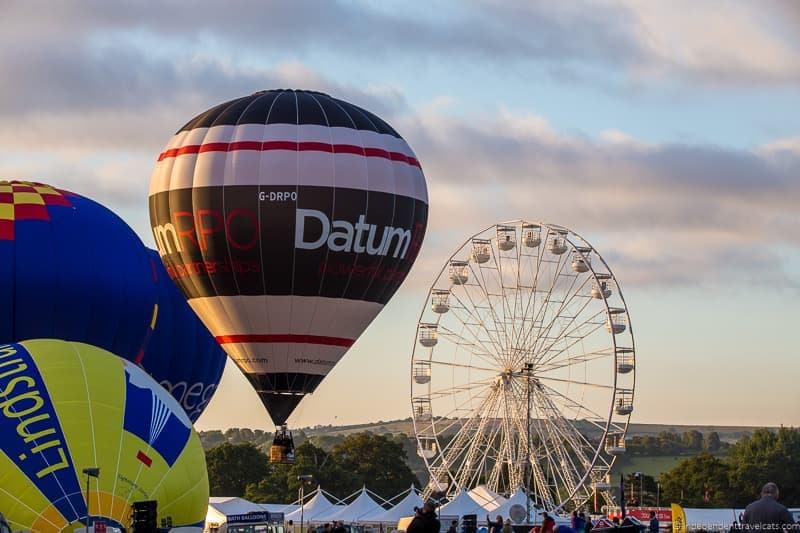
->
[197,416,791,433]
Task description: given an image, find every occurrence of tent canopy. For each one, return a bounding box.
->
[490,488,541,524]
[365,486,424,524]
[285,488,341,522]
[439,489,485,517]
[206,497,302,526]
[469,486,506,512]
[318,488,384,523]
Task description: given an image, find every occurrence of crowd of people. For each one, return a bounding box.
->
[402,481,797,533]
[308,520,350,533]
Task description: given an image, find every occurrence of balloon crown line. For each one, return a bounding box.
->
[251,88,333,97]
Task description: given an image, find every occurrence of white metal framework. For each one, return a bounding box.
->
[411,221,636,511]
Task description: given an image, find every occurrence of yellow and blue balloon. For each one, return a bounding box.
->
[0,339,209,531]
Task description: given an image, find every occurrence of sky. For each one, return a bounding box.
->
[2,0,799,430]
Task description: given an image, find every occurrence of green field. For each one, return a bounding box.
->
[610,451,730,478]
[610,455,686,478]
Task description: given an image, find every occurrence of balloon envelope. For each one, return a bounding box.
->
[0,340,209,531]
[0,180,225,421]
[0,180,156,363]
[149,89,428,425]
[142,249,227,422]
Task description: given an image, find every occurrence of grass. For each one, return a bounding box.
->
[610,455,686,478]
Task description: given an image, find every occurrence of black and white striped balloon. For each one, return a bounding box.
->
[149,89,428,425]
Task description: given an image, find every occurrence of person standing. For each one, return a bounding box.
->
[487,515,503,533]
[742,482,794,531]
[648,511,659,533]
[540,512,555,533]
[448,520,459,533]
[408,503,441,533]
[571,511,586,532]
[502,519,513,533]
[579,513,591,533]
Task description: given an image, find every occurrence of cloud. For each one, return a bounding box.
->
[622,1,800,85]
[0,56,407,154]
[3,0,796,106]
[758,136,800,156]
[1,1,641,65]
[4,72,798,291]
[394,106,800,290]
[1,8,797,292]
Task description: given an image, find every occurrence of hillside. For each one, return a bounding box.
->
[200,418,768,483]
[294,418,761,442]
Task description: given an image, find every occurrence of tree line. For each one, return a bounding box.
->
[201,427,799,507]
[616,428,799,508]
[205,432,419,503]
[624,430,729,455]
[658,427,799,507]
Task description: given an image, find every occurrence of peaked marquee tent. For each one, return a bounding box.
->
[318,487,385,523]
[469,486,507,512]
[490,488,541,524]
[285,487,344,523]
[439,489,484,517]
[364,485,424,524]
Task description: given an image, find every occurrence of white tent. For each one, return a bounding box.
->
[439,489,486,517]
[489,488,540,524]
[262,503,300,514]
[285,487,342,522]
[469,486,506,512]
[364,486,424,524]
[207,497,267,526]
[206,497,300,528]
[317,487,384,523]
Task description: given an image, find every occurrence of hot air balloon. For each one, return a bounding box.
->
[0,180,226,421]
[143,248,228,422]
[149,89,428,462]
[0,339,209,531]
[0,180,157,362]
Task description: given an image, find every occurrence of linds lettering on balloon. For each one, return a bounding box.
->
[0,345,70,478]
[295,209,412,258]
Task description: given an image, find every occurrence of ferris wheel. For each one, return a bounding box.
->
[411,221,635,511]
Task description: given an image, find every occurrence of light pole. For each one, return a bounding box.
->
[524,362,533,525]
[656,482,661,508]
[298,474,314,533]
[634,472,643,507]
[82,467,100,531]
